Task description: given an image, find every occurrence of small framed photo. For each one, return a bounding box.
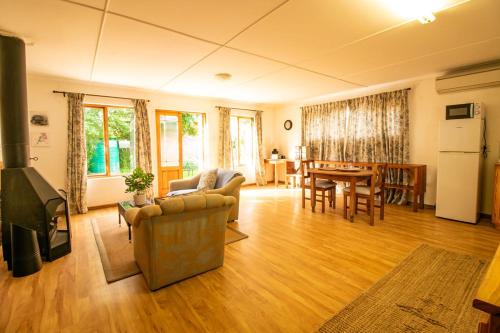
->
[30,112,49,126]
[31,132,50,147]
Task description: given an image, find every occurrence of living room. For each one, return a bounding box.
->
[1,0,500,332]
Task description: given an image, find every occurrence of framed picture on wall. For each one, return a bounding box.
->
[29,112,49,126]
[31,132,50,147]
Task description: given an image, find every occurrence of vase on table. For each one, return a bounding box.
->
[133,191,147,206]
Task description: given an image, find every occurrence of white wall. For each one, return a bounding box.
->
[23,74,276,207]
[273,77,500,214]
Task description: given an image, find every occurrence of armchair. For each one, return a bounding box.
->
[125,194,235,290]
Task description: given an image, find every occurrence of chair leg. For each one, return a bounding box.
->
[366,199,371,216]
[302,187,305,208]
[332,187,337,209]
[321,190,326,213]
[343,192,348,219]
[380,192,385,220]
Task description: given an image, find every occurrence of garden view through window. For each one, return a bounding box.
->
[181,113,205,178]
[84,105,135,176]
[230,116,254,167]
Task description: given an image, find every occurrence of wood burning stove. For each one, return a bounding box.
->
[0,34,71,275]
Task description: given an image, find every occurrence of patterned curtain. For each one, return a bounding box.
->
[254,111,266,185]
[346,90,410,204]
[218,107,232,168]
[301,100,348,161]
[66,93,88,214]
[301,89,410,204]
[133,99,153,198]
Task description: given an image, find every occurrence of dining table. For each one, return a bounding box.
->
[308,167,376,224]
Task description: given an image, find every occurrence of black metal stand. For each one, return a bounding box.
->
[10,224,42,277]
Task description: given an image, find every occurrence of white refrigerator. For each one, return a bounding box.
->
[435,103,485,224]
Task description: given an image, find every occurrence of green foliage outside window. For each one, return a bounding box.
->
[84,106,134,175]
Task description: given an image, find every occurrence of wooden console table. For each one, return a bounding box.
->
[265,159,287,187]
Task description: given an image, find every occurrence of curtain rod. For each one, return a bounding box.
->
[216,105,262,112]
[52,90,150,102]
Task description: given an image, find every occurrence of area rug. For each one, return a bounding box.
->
[317,244,487,333]
[91,218,249,283]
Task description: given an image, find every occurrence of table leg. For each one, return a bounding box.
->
[419,166,426,209]
[369,176,375,226]
[412,168,418,212]
[274,164,278,188]
[311,173,316,213]
[349,177,356,222]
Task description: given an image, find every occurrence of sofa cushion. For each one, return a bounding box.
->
[215,169,243,189]
[197,169,218,190]
[167,188,202,197]
[158,194,233,216]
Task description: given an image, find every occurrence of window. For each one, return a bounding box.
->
[181,112,205,178]
[230,116,254,167]
[84,105,135,176]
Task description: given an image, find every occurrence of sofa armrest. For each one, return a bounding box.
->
[168,174,201,192]
[207,176,245,195]
[125,205,162,227]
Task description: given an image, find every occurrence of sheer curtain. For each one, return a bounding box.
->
[254,111,266,185]
[133,99,153,198]
[66,93,88,214]
[218,106,232,168]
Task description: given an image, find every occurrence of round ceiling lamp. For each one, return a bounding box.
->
[215,73,232,81]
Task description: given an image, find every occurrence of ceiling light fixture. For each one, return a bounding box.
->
[380,0,460,24]
[215,73,232,81]
[417,13,436,24]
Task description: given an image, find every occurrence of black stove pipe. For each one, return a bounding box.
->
[0,35,30,168]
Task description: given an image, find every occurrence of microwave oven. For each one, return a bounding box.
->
[445,103,479,119]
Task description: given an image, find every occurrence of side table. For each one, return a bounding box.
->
[117,200,152,242]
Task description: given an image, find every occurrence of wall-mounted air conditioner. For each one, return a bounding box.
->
[436,61,500,94]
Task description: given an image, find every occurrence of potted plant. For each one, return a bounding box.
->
[124,167,154,206]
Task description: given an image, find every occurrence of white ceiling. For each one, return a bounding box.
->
[0,0,499,103]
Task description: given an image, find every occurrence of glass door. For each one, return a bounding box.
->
[156,111,182,197]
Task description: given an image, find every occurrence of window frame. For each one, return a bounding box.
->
[84,104,135,178]
[231,115,254,167]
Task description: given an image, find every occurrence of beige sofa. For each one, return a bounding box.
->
[125,194,235,290]
[168,169,245,222]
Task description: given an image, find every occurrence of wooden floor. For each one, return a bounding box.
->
[1,186,500,332]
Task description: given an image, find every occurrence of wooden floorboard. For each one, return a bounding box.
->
[1,186,499,332]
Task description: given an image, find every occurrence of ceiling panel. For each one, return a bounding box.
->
[227,0,419,65]
[93,13,218,89]
[299,0,500,78]
[231,67,361,103]
[163,47,286,99]
[108,0,285,44]
[0,0,102,80]
[68,0,107,9]
[344,38,500,86]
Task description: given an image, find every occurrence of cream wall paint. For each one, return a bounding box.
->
[273,77,500,214]
[21,74,276,207]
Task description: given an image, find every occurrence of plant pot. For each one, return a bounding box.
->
[133,192,147,206]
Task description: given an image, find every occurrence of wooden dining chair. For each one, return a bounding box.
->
[343,163,387,222]
[301,160,337,213]
[285,160,301,188]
